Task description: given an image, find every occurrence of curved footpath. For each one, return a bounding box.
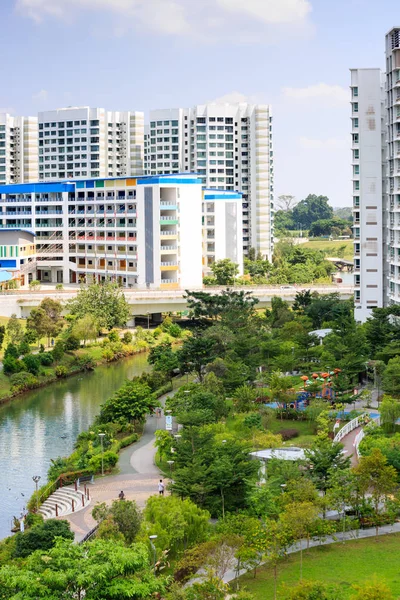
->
[63,390,173,542]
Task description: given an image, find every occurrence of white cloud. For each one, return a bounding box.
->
[217,0,312,24]
[16,0,314,39]
[283,83,348,106]
[299,136,349,150]
[32,89,48,102]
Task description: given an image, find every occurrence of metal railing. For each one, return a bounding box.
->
[354,415,380,458]
[333,412,369,443]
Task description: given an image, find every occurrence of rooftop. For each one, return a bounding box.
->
[250,447,306,462]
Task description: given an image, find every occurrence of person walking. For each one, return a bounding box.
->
[118,490,125,500]
[158,480,164,496]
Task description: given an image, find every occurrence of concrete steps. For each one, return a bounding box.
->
[39,486,91,519]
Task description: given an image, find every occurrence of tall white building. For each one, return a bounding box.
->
[38,107,144,181]
[203,189,244,276]
[385,28,400,306]
[144,103,274,260]
[0,114,38,184]
[350,69,386,322]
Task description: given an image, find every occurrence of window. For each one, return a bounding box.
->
[352,87,358,97]
[354,149,359,159]
[354,165,360,175]
[353,102,359,112]
[353,118,359,128]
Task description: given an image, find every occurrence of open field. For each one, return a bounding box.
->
[300,238,353,260]
[238,533,400,599]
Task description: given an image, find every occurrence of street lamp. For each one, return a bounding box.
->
[167,460,175,477]
[149,535,158,574]
[98,433,106,476]
[146,311,150,330]
[32,475,41,512]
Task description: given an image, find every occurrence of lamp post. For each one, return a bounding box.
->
[147,311,150,330]
[167,460,175,478]
[149,535,158,574]
[98,433,106,476]
[32,475,41,512]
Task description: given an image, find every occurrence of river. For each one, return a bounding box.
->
[0,352,150,540]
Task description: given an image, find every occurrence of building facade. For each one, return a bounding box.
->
[38,107,144,182]
[385,28,400,307]
[144,103,274,260]
[0,174,240,290]
[0,114,38,185]
[350,68,386,322]
[203,190,243,276]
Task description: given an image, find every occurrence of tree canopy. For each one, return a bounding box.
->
[67,282,131,330]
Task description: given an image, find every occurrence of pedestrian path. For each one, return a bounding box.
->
[62,391,173,542]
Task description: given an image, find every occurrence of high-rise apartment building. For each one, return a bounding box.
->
[350,69,386,322]
[385,28,400,306]
[38,107,144,181]
[0,114,38,184]
[144,103,274,260]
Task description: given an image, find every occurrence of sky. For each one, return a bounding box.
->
[0,0,395,206]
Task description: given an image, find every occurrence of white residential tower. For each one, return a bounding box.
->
[0,114,38,184]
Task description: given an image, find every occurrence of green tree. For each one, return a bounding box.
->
[27,299,64,345]
[382,356,400,397]
[305,434,351,493]
[282,580,341,600]
[5,314,23,345]
[353,448,398,536]
[92,499,142,545]
[292,194,333,229]
[0,538,163,599]
[67,282,131,330]
[280,502,319,580]
[141,495,210,557]
[185,289,258,327]
[210,259,239,285]
[13,519,74,558]
[177,334,216,382]
[379,395,400,433]
[0,325,5,349]
[99,380,156,424]
[350,578,394,600]
[148,341,179,375]
[72,314,99,345]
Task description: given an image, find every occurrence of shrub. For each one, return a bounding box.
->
[278,428,300,441]
[23,354,41,376]
[3,356,23,375]
[88,450,118,473]
[118,433,139,450]
[4,343,19,359]
[18,341,31,356]
[29,280,41,290]
[10,371,39,392]
[64,334,80,351]
[55,283,63,290]
[153,327,162,338]
[243,413,262,430]
[52,341,64,362]
[55,365,68,378]
[39,352,54,366]
[74,354,96,371]
[167,323,182,338]
[108,330,120,342]
[13,519,74,558]
[122,331,133,344]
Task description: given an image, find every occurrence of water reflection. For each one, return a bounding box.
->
[0,354,149,539]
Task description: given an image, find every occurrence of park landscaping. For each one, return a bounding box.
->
[4,287,400,598]
[238,533,400,599]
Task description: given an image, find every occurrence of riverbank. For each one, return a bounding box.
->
[0,326,184,406]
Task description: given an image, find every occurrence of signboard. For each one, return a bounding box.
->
[165,415,173,431]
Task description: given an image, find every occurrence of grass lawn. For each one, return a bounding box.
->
[266,416,315,448]
[237,533,400,599]
[300,238,353,260]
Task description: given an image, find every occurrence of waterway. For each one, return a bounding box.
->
[0,352,150,539]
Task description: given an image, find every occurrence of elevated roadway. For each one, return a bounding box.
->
[0,284,354,319]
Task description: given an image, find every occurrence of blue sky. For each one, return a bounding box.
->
[0,0,395,206]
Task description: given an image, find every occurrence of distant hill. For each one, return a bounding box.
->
[333,207,352,221]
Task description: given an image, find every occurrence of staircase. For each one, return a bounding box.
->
[38,486,91,519]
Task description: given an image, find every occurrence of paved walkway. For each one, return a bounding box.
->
[63,391,173,542]
[341,425,362,467]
